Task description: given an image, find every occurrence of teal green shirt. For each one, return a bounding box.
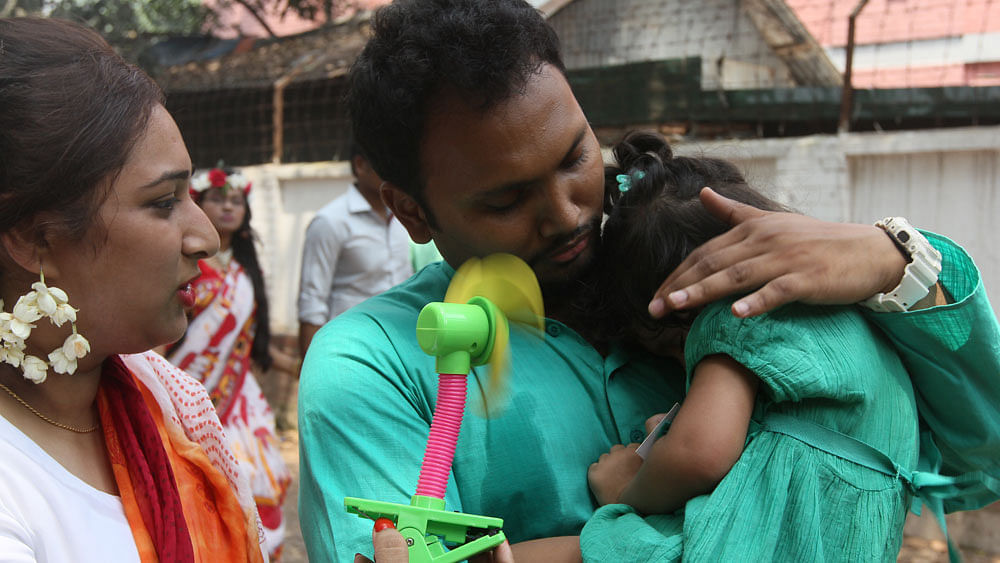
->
[299,234,1000,561]
[298,261,681,562]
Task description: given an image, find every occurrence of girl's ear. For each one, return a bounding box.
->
[381,183,433,244]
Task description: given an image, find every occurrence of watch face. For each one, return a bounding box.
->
[898,230,911,243]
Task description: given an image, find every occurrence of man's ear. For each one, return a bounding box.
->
[381,183,433,244]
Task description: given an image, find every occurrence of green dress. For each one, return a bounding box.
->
[582,299,919,562]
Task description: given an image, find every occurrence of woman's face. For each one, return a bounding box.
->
[45,105,218,361]
[198,187,247,239]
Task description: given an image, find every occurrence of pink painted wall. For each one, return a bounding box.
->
[786,0,1000,87]
[206,0,390,38]
[786,0,1000,46]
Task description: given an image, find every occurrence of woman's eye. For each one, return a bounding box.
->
[152,197,180,211]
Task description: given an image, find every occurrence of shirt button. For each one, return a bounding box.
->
[630,429,644,443]
[546,323,561,337]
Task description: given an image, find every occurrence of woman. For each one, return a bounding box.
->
[0,17,265,562]
[166,166,292,559]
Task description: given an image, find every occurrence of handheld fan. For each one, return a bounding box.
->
[345,253,544,563]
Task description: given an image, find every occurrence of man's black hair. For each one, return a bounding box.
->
[348,0,565,212]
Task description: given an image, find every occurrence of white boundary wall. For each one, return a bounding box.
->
[243,126,1000,334]
[675,126,1000,315]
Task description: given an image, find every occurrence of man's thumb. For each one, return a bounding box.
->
[700,186,765,226]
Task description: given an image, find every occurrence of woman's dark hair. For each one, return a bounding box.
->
[591,131,790,343]
[348,0,564,210]
[0,17,165,246]
[194,181,273,371]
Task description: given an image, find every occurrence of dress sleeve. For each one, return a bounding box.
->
[297,312,462,561]
[683,299,877,405]
[861,233,1000,486]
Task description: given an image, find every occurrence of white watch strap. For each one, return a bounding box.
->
[861,217,942,312]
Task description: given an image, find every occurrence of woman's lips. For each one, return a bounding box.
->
[177,283,195,308]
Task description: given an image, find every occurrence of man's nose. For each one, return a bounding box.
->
[538,179,581,239]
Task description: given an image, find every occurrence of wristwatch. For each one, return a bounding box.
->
[861,217,942,312]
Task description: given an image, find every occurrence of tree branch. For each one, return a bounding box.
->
[232,0,277,37]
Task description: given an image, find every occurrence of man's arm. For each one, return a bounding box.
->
[649,188,912,318]
[863,233,1000,501]
[298,314,456,562]
[298,322,322,359]
[297,215,344,352]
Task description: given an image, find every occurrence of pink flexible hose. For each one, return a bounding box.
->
[415,373,467,499]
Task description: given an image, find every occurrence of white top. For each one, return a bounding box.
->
[297,184,413,325]
[0,414,141,563]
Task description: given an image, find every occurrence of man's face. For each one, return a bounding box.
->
[401,64,605,291]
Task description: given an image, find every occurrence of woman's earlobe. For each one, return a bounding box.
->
[0,229,47,277]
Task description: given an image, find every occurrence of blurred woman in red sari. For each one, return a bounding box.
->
[167,168,292,560]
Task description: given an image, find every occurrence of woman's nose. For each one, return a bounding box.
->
[184,200,220,259]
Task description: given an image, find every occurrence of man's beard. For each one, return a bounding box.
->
[537,247,601,326]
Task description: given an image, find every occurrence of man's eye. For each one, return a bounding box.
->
[483,195,523,213]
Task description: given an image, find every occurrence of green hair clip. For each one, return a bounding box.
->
[616,170,646,193]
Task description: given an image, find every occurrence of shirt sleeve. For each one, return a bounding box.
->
[861,232,1000,495]
[581,503,684,562]
[297,311,464,562]
[298,214,346,325]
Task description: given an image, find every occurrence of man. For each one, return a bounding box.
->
[299,1,1000,560]
[297,146,412,357]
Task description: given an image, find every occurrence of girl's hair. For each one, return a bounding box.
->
[0,17,164,246]
[592,131,790,343]
[193,181,273,371]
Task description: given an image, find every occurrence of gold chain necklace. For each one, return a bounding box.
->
[0,380,99,434]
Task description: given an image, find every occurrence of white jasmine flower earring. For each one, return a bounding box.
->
[0,268,89,383]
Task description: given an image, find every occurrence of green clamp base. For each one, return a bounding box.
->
[345,495,506,563]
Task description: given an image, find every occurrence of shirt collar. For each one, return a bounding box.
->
[346,184,375,214]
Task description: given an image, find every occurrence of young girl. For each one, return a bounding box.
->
[166,167,293,559]
[583,132,920,561]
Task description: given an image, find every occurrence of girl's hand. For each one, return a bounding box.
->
[587,443,642,506]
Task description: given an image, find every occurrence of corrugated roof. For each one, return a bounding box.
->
[152,13,371,92]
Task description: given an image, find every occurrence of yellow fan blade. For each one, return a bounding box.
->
[444,253,545,417]
[445,254,544,331]
[481,311,510,417]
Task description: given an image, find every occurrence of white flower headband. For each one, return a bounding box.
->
[189,167,252,196]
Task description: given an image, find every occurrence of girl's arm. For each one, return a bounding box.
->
[588,354,757,515]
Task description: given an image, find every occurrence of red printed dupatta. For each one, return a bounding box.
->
[98,354,266,563]
[168,259,256,422]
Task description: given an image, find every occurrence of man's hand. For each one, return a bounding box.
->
[648,188,908,318]
[588,443,643,507]
[354,519,409,563]
[354,518,515,563]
